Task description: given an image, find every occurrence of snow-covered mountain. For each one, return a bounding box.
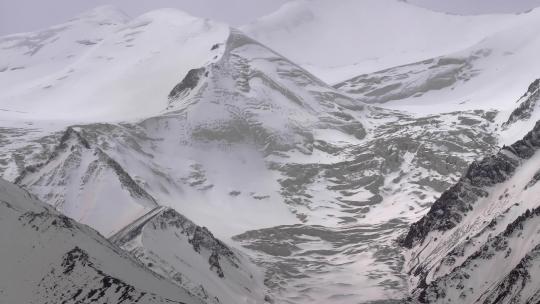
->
[331,5,540,141]
[2,10,504,303]
[246,1,540,143]
[402,118,540,303]
[243,0,521,83]
[0,177,201,304]
[0,6,228,122]
[3,3,540,304]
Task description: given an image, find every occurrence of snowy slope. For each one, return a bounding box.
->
[0,177,202,304]
[0,6,229,122]
[335,7,540,131]
[242,0,519,83]
[402,120,540,303]
[110,207,266,304]
[231,108,499,303]
[16,126,159,237]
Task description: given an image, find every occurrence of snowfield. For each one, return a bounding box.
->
[0,6,229,122]
[243,0,522,84]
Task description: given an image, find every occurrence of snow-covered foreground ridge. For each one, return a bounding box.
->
[2,3,540,304]
[0,177,202,304]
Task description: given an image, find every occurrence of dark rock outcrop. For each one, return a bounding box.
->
[503,79,540,128]
[402,120,540,248]
[168,67,206,101]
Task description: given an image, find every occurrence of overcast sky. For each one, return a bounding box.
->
[2,0,540,36]
[408,0,540,14]
[0,0,289,35]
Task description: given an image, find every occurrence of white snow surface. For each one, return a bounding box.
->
[242,0,521,84]
[0,6,229,122]
[381,8,540,115]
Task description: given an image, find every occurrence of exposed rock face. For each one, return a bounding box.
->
[402,119,540,303]
[40,247,181,304]
[416,206,540,303]
[401,152,517,249]
[504,79,540,128]
[334,51,487,104]
[480,243,540,304]
[169,67,207,101]
[402,120,540,249]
